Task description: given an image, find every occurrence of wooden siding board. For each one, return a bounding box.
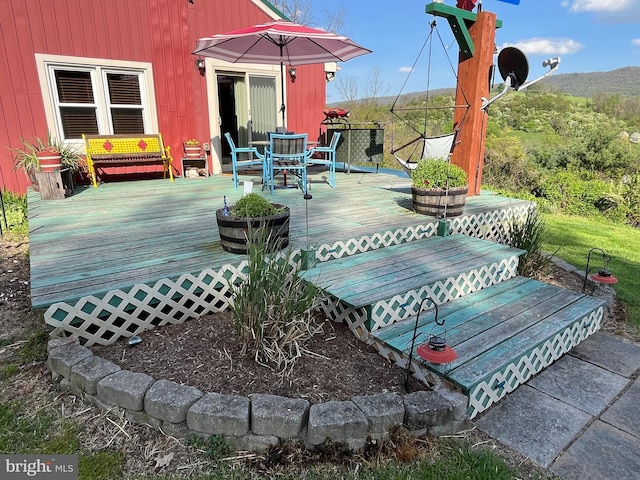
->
[76,0,98,56]
[0,2,26,190]
[66,0,87,57]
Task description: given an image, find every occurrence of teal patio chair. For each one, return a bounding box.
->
[265,133,311,195]
[308,131,341,188]
[224,132,266,190]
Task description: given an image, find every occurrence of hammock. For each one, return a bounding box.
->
[390,20,469,176]
[394,131,458,176]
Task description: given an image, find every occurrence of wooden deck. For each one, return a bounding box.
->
[28,169,532,309]
[27,170,605,417]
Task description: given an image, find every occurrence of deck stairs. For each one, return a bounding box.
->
[300,233,606,418]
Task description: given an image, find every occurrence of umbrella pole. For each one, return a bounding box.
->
[279,58,286,128]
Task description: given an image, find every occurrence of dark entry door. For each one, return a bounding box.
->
[217,75,238,159]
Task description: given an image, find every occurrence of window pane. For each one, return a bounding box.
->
[55,70,94,103]
[111,108,144,134]
[107,74,142,105]
[60,107,99,138]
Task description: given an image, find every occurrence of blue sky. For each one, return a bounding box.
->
[318,0,640,102]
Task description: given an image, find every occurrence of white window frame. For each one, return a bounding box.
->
[35,54,158,150]
[101,69,148,134]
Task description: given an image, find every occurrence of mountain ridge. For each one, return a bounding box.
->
[346,66,640,106]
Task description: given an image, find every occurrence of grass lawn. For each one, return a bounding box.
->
[543,213,640,325]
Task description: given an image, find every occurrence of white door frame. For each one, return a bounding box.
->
[203,58,283,174]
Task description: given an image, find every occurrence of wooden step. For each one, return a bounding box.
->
[300,234,525,337]
[371,276,607,418]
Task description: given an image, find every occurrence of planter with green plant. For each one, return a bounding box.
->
[215,193,290,254]
[411,159,468,217]
[12,134,83,190]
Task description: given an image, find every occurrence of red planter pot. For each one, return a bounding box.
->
[184,144,202,158]
[37,151,63,172]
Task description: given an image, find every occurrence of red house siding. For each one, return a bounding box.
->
[0,0,327,193]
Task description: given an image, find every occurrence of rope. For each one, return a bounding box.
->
[389,19,470,166]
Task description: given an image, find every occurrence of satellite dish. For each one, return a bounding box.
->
[497,47,529,90]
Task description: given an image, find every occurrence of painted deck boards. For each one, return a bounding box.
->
[28,170,533,309]
[372,276,606,394]
[300,234,525,308]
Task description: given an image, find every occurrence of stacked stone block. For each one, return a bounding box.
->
[48,339,469,451]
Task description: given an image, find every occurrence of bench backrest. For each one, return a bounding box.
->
[83,134,168,160]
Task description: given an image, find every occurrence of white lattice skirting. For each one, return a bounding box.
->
[44,204,533,346]
[466,306,604,419]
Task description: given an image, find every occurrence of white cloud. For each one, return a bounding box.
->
[633,39,640,46]
[399,67,413,73]
[500,38,584,56]
[565,0,640,23]
[567,0,632,13]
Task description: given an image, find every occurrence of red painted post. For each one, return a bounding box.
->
[451,11,497,196]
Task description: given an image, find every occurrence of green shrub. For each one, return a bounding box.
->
[230,193,283,217]
[411,159,467,188]
[538,170,609,216]
[227,227,320,377]
[1,190,28,239]
[597,174,640,227]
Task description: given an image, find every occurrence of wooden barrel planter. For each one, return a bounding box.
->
[37,151,63,172]
[216,205,290,254]
[411,185,468,217]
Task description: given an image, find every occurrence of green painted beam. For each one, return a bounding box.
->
[425,2,503,59]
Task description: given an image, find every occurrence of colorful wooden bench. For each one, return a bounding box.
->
[82,134,174,187]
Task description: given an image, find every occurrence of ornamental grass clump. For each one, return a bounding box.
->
[504,208,555,278]
[230,193,284,217]
[227,226,321,378]
[411,159,468,189]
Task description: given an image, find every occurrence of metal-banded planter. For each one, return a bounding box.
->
[184,143,202,158]
[37,151,63,172]
[216,205,290,254]
[411,185,468,217]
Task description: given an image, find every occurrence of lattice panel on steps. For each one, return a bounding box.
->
[453,204,536,243]
[367,256,521,331]
[318,297,369,341]
[316,223,438,261]
[43,204,533,347]
[466,306,603,419]
[315,204,534,262]
[369,336,436,387]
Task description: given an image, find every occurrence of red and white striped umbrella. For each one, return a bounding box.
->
[193,20,372,124]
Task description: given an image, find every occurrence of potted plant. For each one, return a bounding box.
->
[12,134,83,192]
[216,193,290,254]
[183,138,202,158]
[411,159,468,217]
[13,134,83,173]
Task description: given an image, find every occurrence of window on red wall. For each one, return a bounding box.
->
[47,64,150,139]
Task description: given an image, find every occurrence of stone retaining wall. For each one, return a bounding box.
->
[47,338,469,451]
